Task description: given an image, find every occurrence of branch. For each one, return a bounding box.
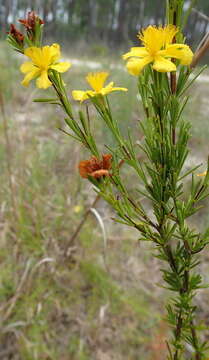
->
[191,33,209,68]
[192,8,209,22]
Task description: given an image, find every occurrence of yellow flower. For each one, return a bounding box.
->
[123,25,193,76]
[72,72,127,102]
[20,43,71,89]
[73,205,83,214]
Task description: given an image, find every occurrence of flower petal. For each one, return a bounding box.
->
[126,56,152,76]
[138,26,165,53]
[160,44,193,65]
[72,90,95,102]
[102,154,112,170]
[50,62,71,73]
[122,47,148,60]
[100,82,127,95]
[86,72,109,92]
[91,169,109,178]
[20,61,36,74]
[109,86,128,92]
[99,81,112,95]
[152,56,176,72]
[41,46,52,67]
[36,70,52,89]
[24,47,42,67]
[21,68,40,87]
[50,43,61,63]
[162,25,178,45]
[79,160,92,178]
[72,90,87,101]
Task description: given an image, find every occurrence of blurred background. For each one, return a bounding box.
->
[0,0,209,53]
[0,1,209,360]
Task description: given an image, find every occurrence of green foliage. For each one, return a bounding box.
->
[26,3,209,358]
[1,0,209,355]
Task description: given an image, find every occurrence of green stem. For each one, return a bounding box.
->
[190,319,201,360]
[174,310,183,360]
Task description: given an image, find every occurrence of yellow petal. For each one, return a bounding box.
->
[24,44,63,71]
[72,90,95,102]
[24,47,43,67]
[126,56,152,76]
[100,81,113,95]
[21,68,41,87]
[100,82,127,95]
[122,47,148,60]
[24,47,38,59]
[86,72,109,92]
[41,44,61,67]
[138,26,165,53]
[72,90,86,101]
[50,62,71,73]
[36,70,52,89]
[41,46,52,67]
[161,44,193,65]
[111,86,128,92]
[152,56,176,72]
[162,25,178,45]
[50,43,61,63]
[20,61,36,74]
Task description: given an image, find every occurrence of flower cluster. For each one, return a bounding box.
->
[8,19,194,179]
[8,11,44,50]
[19,11,44,32]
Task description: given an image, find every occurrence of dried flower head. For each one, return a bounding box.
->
[19,11,44,32]
[8,24,24,45]
[79,154,112,179]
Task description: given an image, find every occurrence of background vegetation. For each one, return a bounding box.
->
[0,0,209,359]
[0,0,209,51]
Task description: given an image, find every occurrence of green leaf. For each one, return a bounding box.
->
[33,98,60,104]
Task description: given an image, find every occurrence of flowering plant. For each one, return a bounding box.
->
[7,1,209,358]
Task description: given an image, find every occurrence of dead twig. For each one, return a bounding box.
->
[191,33,209,68]
[1,259,32,322]
[64,194,100,257]
[192,8,209,22]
